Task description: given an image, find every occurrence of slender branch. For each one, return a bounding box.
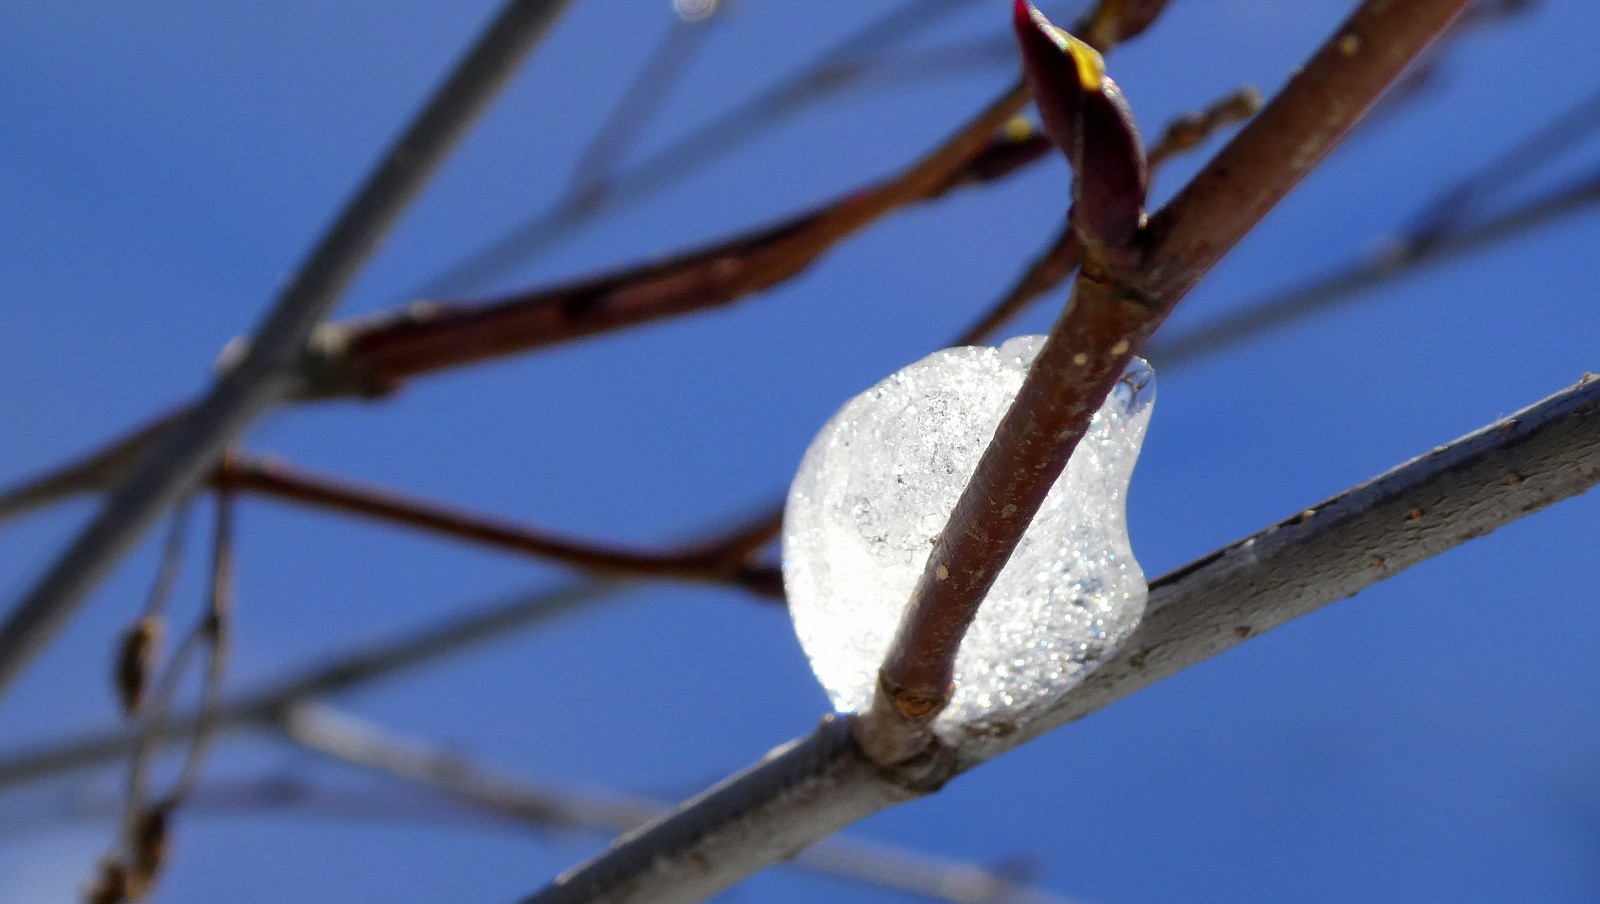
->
[0,122,1048,529]
[0,408,185,527]
[213,454,783,599]
[323,83,1032,394]
[1150,166,1600,369]
[318,0,1178,394]
[1404,78,1600,240]
[520,370,1600,904]
[415,0,992,295]
[0,580,632,790]
[4,777,487,835]
[169,488,235,805]
[864,0,1470,755]
[0,2,1178,527]
[0,0,578,698]
[563,10,722,205]
[1146,75,1600,367]
[277,702,1087,904]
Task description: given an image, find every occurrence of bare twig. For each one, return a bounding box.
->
[0,0,579,698]
[277,702,1087,904]
[112,501,192,718]
[327,83,1033,393]
[417,0,989,295]
[0,2,1171,529]
[563,9,723,206]
[100,490,236,900]
[322,0,1179,393]
[168,488,235,805]
[0,408,185,528]
[1150,166,1600,368]
[520,369,1600,904]
[0,580,632,790]
[213,454,783,599]
[1405,79,1600,240]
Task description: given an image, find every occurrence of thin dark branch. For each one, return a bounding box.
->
[325,83,1033,394]
[0,580,632,790]
[563,12,722,205]
[0,408,185,527]
[0,0,579,698]
[0,5,1157,525]
[416,0,989,295]
[521,370,1600,904]
[214,454,783,599]
[167,488,235,806]
[1150,166,1600,368]
[1405,79,1600,240]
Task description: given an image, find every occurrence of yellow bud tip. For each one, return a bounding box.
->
[1020,4,1106,91]
[1054,28,1107,91]
[1003,116,1034,142]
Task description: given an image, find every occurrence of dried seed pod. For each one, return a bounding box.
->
[124,805,171,900]
[113,616,163,717]
[84,858,128,904]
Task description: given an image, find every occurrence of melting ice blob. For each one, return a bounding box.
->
[783,335,1155,741]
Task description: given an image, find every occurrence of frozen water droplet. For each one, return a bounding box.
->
[783,337,1155,741]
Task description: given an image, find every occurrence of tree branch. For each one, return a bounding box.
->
[213,454,782,599]
[863,0,1469,754]
[316,0,1180,395]
[520,370,1600,904]
[0,2,1192,531]
[415,0,1002,295]
[322,84,1032,395]
[276,702,1089,904]
[0,0,579,698]
[0,580,632,790]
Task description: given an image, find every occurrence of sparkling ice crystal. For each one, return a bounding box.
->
[783,336,1155,741]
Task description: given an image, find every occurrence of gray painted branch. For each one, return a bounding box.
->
[0,580,630,789]
[279,702,1088,904]
[520,372,1600,904]
[0,0,577,696]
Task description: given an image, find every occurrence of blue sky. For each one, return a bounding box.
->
[4,1,1600,902]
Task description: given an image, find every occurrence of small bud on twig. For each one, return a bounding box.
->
[124,804,171,900]
[85,859,128,904]
[1013,1,1148,252]
[113,616,163,717]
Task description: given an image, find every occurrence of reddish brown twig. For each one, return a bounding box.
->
[318,0,1179,396]
[679,85,1265,572]
[0,3,1177,528]
[212,454,783,600]
[324,85,1033,395]
[860,0,1470,762]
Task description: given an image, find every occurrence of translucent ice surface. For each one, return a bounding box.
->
[783,336,1155,741]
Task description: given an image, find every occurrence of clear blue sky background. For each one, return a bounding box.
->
[4,1,1600,901]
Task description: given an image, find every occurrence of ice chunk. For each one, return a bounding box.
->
[783,336,1155,741]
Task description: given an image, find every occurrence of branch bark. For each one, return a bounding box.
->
[276,702,1089,904]
[520,370,1600,904]
[0,0,579,698]
[864,0,1469,754]
[1151,165,1600,369]
[0,580,631,789]
[214,454,783,599]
